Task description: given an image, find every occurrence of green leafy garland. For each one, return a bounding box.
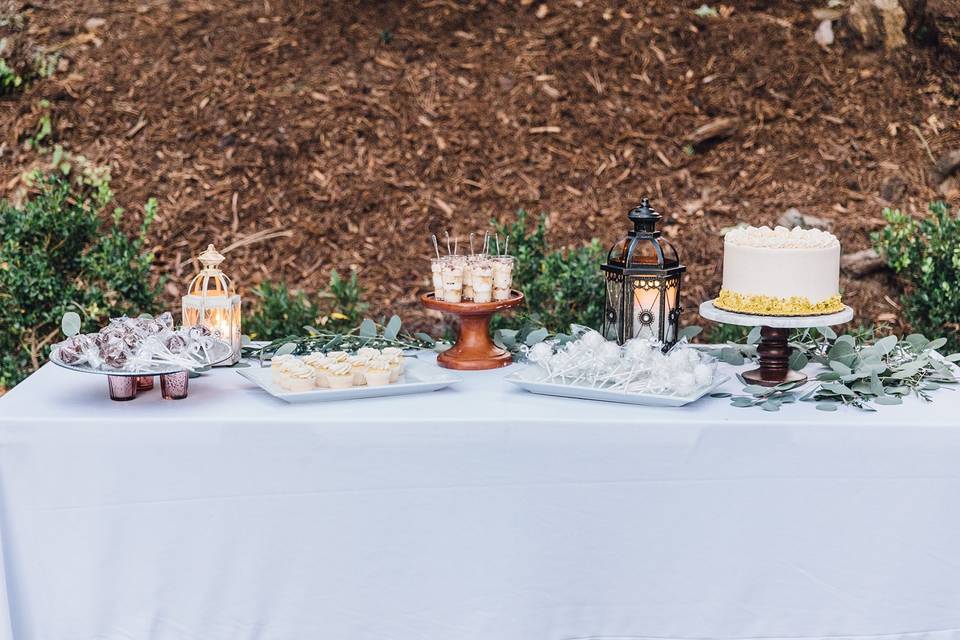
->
[240,313,959,414]
[242,315,449,364]
[711,327,960,411]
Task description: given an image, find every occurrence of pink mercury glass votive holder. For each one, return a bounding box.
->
[160,371,189,400]
[107,376,138,401]
[136,375,155,391]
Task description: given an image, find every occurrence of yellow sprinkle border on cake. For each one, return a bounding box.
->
[715,289,844,316]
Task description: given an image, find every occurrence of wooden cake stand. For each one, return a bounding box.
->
[699,299,854,387]
[420,290,524,370]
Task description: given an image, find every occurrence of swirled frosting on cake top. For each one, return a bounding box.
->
[724,225,839,250]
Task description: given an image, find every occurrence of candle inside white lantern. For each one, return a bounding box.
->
[182,244,242,365]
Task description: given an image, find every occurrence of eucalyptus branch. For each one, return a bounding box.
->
[243,314,449,364]
[722,328,960,412]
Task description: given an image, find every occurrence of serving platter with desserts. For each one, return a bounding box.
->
[49,312,234,400]
[238,349,461,403]
[505,329,728,407]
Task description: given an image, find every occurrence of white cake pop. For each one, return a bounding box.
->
[528,342,553,367]
[597,341,622,366]
[673,372,697,396]
[694,362,715,387]
[580,330,605,351]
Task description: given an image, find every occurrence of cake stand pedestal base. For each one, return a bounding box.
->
[740,326,808,386]
[420,291,524,371]
[699,300,855,387]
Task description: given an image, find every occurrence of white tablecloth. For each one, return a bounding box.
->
[1,354,960,640]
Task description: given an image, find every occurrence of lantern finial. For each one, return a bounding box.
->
[627,197,661,234]
[198,244,225,269]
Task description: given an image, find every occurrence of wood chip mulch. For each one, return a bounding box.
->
[1,0,958,335]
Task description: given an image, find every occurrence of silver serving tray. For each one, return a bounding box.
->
[505,365,729,407]
[237,359,461,403]
[49,340,233,376]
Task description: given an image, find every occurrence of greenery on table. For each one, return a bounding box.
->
[244,269,369,340]
[874,201,960,351]
[245,315,448,363]
[714,326,960,412]
[0,174,161,389]
[491,209,605,333]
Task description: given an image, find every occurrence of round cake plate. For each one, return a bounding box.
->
[49,340,234,400]
[49,339,234,377]
[420,290,524,370]
[699,300,855,387]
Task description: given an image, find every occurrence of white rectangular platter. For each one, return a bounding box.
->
[237,359,461,403]
[505,366,729,407]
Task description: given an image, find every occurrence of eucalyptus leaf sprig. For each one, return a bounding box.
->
[721,327,960,412]
[244,315,449,364]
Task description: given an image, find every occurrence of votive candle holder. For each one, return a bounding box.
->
[160,371,189,400]
[107,376,138,401]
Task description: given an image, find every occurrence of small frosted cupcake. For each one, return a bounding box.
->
[380,347,403,360]
[357,346,380,360]
[326,350,350,363]
[301,353,330,388]
[278,360,315,392]
[327,362,354,389]
[348,355,369,386]
[270,353,296,383]
[365,360,392,386]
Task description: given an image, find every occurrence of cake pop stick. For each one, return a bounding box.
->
[432,234,440,259]
[445,231,452,256]
[469,232,475,256]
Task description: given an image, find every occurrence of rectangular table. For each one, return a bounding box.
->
[2,354,960,640]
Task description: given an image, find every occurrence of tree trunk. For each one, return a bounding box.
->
[847,0,959,56]
[925,0,960,57]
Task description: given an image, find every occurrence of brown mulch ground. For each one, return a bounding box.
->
[1,0,958,335]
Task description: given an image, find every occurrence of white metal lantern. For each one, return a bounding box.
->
[182,244,241,365]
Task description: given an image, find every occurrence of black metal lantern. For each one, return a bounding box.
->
[601,197,685,347]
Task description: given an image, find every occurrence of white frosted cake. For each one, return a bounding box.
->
[715,225,844,316]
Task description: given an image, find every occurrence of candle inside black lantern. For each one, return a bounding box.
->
[601,198,686,347]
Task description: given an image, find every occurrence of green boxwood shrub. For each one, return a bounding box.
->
[244,269,369,340]
[873,201,960,350]
[0,174,160,389]
[492,209,605,332]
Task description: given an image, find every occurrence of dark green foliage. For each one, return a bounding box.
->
[244,282,319,341]
[492,210,605,332]
[0,174,161,388]
[322,269,369,333]
[245,269,369,340]
[873,201,960,350]
[705,322,751,344]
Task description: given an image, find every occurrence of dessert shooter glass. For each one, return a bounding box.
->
[430,258,445,301]
[492,256,514,301]
[441,259,465,303]
[107,376,138,401]
[462,260,475,301]
[471,260,494,303]
[160,371,189,400]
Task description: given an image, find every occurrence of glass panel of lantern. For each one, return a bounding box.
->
[601,198,685,348]
[181,244,242,365]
